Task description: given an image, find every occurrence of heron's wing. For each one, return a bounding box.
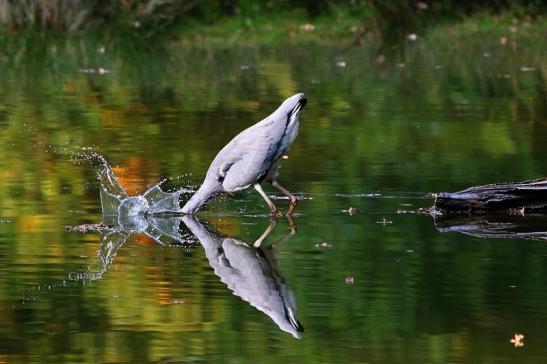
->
[218,121,282,191]
[220,150,272,191]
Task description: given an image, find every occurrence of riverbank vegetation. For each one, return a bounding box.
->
[0,1,544,44]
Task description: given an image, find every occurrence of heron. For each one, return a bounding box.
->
[181,93,307,216]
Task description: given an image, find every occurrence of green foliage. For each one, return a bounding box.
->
[0,0,544,38]
[0,0,203,33]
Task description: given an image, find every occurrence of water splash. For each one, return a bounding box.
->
[60,152,198,285]
[94,153,190,217]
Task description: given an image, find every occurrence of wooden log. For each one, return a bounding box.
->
[429,178,547,214]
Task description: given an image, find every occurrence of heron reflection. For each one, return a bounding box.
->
[182,215,304,338]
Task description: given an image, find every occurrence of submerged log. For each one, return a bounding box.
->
[428,178,547,215]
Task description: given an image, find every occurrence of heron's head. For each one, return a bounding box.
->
[181,177,224,214]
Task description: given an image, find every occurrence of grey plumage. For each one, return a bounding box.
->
[182,93,307,215]
[182,215,304,338]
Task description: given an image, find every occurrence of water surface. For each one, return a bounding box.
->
[0,31,546,363]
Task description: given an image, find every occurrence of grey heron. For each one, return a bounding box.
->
[181,93,307,216]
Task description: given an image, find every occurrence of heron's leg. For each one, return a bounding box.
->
[253,183,278,217]
[271,180,298,215]
[253,219,277,248]
[286,214,297,234]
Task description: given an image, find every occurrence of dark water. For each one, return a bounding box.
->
[0,29,546,363]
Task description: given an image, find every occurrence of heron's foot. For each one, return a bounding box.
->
[287,195,298,216]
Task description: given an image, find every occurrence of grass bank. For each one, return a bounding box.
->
[174,10,546,48]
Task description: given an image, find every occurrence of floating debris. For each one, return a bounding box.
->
[65,222,115,233]
[300,23,315,32]
[376,54,386,64]
[396,63,405,69]
[315,242,332,248]
[282,155,289,160]
[407,33,417,42]
[269,193,312,201]
[345,276,354,285]
[79,67,111,75]
[343,207,359,215]
[520,66,535,72]
[335,193,382,198]
[0,219,12,224]
[507,207,525,217]
[376,218,393,225]
[510,333,524,347]
[396,209,415,215]
[240,64,250,70]
[336,60,347,68]
[499,36,507,45]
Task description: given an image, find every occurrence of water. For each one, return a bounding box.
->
[0,30,546,363]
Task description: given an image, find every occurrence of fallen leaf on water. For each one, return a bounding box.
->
[510,333,524,347]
